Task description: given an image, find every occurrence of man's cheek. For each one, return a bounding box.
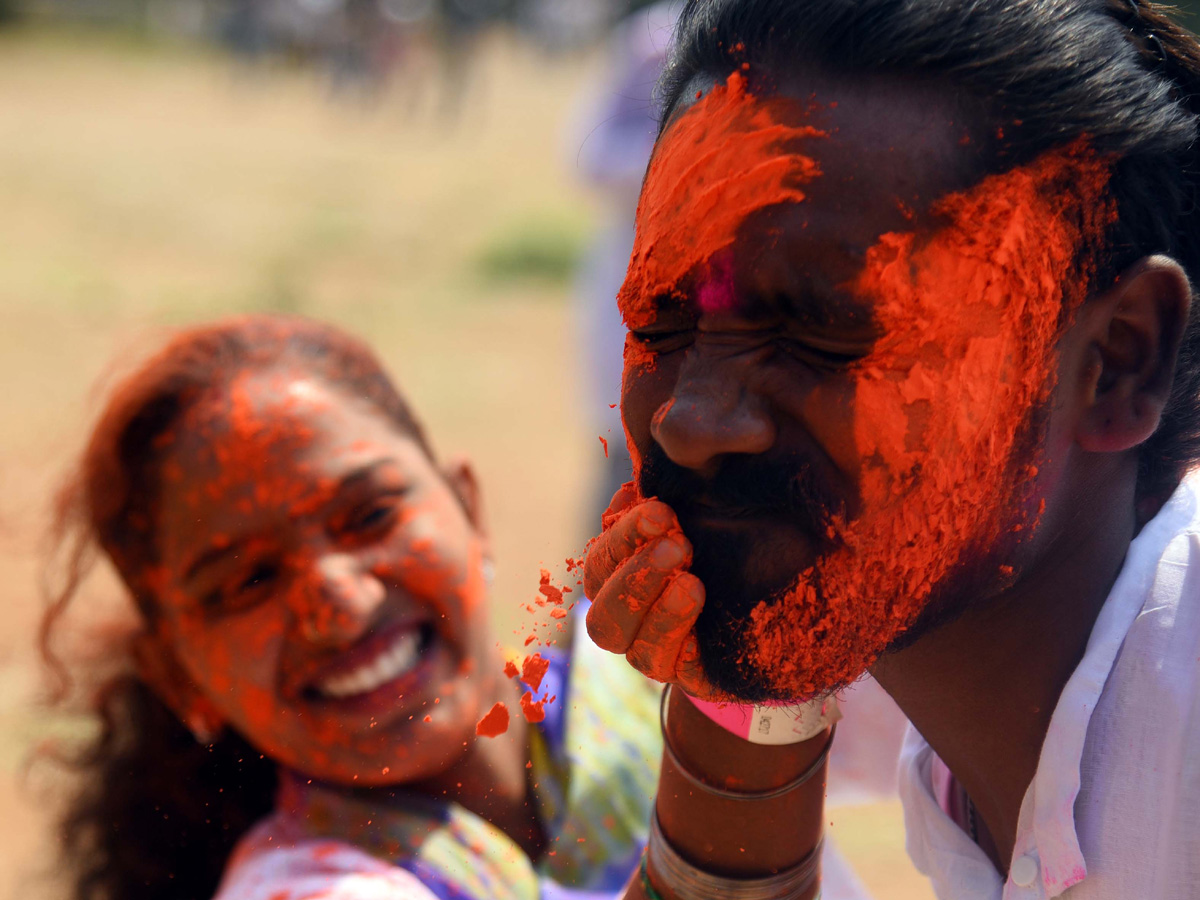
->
[797,376,877,480]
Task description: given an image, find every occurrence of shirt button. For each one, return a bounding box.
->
[1010,854,1039,888]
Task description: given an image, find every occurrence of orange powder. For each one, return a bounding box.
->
[618,70,825,485]
[521,653,550,692]
[519,691,547,724]
[475,702,510,738]
[746,139,1115,696]
[619,70,824,331]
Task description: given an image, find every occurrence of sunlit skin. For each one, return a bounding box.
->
[140,368,542,854]
[588,69,1190,873]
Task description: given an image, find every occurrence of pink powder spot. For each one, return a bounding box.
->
[696,257,738,314]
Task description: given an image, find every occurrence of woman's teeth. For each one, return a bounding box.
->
[317,630,423,699]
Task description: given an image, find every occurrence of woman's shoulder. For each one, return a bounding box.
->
[214,815,441,900]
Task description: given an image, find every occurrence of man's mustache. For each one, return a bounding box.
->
[636,443,843,540]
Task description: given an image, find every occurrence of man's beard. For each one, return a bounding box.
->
[638,443,847,699]
[638,414,1041,703]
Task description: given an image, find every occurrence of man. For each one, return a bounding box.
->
[582,1,1200,898]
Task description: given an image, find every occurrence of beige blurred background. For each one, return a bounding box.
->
[0,15,933,900]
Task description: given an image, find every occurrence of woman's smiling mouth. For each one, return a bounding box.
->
[303,622,438,703]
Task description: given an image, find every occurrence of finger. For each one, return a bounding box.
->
[675,633,723,702]
[599,481,639,530]
[585,531,692,654]
[583,499,679,599]
[625,573,705,682]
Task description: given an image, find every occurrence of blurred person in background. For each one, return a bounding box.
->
[40,315,661,900]
[570,1,676,525]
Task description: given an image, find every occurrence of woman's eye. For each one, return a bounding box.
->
[202,561,280,614]
[239,562,279,592]
[345,497,400,536]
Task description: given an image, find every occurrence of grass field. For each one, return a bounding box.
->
[0,27,933,899]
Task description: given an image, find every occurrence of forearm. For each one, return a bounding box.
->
[627,687,831,899]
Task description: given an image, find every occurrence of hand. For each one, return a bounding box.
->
[584,483,720,700]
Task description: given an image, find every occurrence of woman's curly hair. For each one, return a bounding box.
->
[41,314,429,900]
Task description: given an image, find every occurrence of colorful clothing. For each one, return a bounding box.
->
[215,614,663,900]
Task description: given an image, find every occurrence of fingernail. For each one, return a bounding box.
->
[651,537,686,569]
[661,581,695,614]
[638,509,668,537]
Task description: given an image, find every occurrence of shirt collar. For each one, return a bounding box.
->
[901,474,1198,897]
[1024,475,1197,895]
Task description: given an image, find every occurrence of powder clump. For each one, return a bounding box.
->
[475,702,510,738]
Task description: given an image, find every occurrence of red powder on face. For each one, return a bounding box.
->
[521,653,550,692]
[744,139,1115,696]
[475,702,510,737]
[618,70,825,332]
[519,691,546,723]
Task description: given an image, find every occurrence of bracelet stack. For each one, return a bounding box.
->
[644,811,823,900]
[660,685,836,801]
[643,685,833,898]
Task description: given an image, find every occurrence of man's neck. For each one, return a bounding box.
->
[871,463,1138,872]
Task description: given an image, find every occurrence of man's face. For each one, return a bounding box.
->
[618,70,1112,700]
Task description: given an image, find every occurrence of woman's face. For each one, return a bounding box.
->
[149,367,499,785]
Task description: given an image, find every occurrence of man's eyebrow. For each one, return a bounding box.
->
[780,284,868,326]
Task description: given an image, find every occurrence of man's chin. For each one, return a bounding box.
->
[695,631,870,703]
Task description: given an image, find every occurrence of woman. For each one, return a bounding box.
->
[42,315,661,900]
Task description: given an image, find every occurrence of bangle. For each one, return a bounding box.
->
[640,851,665,900]
[661,685,835,801]
[647,808,822,900]
[686,690,840,745]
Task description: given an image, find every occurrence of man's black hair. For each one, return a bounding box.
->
[657,0,1200,501]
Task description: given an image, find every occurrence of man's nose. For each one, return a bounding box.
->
[293,552,386,646]
[650,354,776,474]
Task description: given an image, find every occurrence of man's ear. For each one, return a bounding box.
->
[1074,255,1191,454]
[132,632,224,743]
[443,455,488,541]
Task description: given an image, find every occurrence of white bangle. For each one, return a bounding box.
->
[661,686,835,801]
[684,689,841,745]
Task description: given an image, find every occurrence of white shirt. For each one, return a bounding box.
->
[898,473,1200,899]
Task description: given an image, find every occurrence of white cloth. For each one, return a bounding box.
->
[898,473,1200,899]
